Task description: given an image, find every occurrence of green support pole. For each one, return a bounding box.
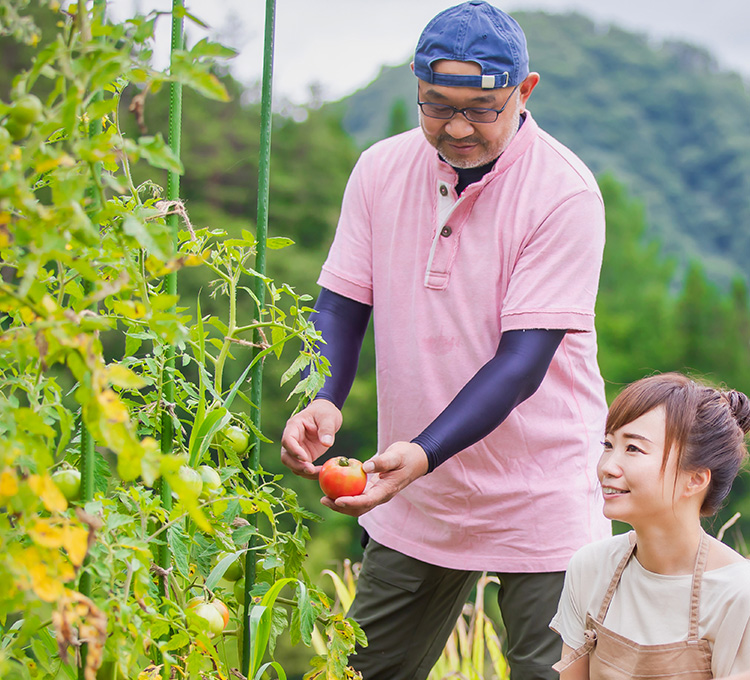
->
[78,3,105,677]
[241,0,276,675]
[157,0,184,583]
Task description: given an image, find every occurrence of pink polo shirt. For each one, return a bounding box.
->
[318,113,611,572]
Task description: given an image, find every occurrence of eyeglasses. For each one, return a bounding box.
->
[418,84,520,124]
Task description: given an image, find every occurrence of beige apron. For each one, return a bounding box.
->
[554,531,714,680]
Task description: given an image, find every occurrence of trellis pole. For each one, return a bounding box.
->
[78,2,105,677]
[241,0,276,675]
[155,0,185,579]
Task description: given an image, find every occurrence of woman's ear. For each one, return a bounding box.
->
[685,468,711,499]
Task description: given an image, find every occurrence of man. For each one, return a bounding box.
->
[280,2,610,679]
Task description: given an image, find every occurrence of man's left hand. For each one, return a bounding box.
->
[321,441,429,517]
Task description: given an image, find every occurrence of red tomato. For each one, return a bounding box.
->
[318,456,367,500]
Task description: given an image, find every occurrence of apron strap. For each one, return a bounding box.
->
[688,529,710,641]
[552,628,598,673]
[596,531,637,621]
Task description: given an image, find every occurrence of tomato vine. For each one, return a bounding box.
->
[0,2,363,678]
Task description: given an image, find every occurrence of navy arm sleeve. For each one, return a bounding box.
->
[412,329,566,472]
[309,288,372,410]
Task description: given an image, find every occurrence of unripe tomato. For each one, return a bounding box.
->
[233,579,246,607]
[212,599,230,628]
[222,425,250,455]
[177,465,203,498]
[0,125,11,150]
[9,94,43,125]
[3,117,31,142]
[198,465,222,498]
[186,597,225,636]
[52,468,81,501]
[216,550,243,581]
[318,456,367,500]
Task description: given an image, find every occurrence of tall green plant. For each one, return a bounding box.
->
[0,3,363,678]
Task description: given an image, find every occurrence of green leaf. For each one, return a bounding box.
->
[266,237,295,250]
[296,581,315,646]
[205,550,243,591]
[187,407,232,467]
[167,526,190,577]
[232,524,257,545]
[135,133,184,174]
[122,214,168,260]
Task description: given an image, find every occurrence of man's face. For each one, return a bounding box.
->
[417,60,532,169]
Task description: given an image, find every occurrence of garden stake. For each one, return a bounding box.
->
[242,0,276,676]
[156,0,185,578]
[78,2,105,677]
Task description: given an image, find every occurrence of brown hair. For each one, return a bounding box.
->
[606,373,750,516]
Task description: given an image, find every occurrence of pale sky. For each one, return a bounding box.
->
[113,0,750,104]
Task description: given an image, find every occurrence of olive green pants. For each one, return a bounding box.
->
[347,539,565,680]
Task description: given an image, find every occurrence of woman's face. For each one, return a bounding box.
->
[597,406,689,526]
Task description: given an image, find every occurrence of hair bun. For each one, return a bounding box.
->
[724,390,750,434]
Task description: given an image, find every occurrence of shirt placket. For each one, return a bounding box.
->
[424,178,466,289]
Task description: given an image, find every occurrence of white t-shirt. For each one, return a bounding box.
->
[550,532,750,678]
[318,112,610,572]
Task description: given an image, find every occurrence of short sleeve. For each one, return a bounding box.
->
[710,565,750,677]
[501,189,605,333]
[317,153,375,305]
[549,547,589,649]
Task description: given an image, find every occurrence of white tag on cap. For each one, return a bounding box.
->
[481,75,495,89]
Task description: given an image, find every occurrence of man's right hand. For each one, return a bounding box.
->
[280,399,343,479]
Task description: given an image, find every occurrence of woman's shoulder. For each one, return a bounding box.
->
[707,536,749,570]
[568,532,632,574]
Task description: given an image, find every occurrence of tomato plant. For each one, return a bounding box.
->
[319,457,368,499]
[0,2,364,679]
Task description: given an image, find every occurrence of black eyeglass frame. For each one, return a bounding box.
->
[417,84,520,124]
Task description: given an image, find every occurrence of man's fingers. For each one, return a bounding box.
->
[280,449,318,479]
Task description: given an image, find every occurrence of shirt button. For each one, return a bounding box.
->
[440,225,452,237]
[439,184,449,196]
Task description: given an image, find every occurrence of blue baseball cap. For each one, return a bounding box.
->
[413,1,529,89]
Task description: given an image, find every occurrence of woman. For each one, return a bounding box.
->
[551,372,750,679]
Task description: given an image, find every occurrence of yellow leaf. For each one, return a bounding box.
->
[106,364,147,389]
[29,519,65,549]
[63,525,90,566]
[17,547,74,602]
[112,300,147,319]
[30,563,67,602]
[97,389,130,423]
[0,468,19,500]
[28,474,68,513]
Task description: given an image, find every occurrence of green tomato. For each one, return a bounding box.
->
[0,125,11,150]
[177,465,203,498]
[199,464,222,498]
[186,598,225,636]
[222,425,250,455]
[3,117,31,142]
[233,579,246,607]
[9,94,43,125]
[52,468,81,502]
[216,550,243,582]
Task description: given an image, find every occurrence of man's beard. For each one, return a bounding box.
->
[422,107,521,169]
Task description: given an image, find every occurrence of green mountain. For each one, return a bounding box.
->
[330,11,750,288]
